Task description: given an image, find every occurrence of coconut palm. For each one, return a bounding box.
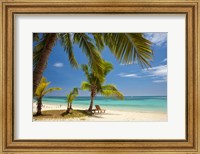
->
[66,88,78,113]
[35,77,62,115]
[102,33,153,67]
[81,61,124,112]
[33,33,152,95]
[33,33,104,95]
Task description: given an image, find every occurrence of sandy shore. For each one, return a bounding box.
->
[33,102,167,122]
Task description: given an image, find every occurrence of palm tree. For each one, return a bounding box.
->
[33,33,104,95]
[80,61,124,112]
[35,77,62,115]
[33,33,152,95]
[66,88,78,113]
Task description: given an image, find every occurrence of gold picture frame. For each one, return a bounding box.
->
[0,0,199,153]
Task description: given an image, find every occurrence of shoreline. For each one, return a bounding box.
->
[33,102,167,122]
[33,101,167,113]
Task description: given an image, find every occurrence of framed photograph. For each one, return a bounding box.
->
[1,0,199,153]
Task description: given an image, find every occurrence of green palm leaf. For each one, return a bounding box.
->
[73,33,104,77]
[35,77,62,97]
[33,33,39,42]
[81,81,91,91]
[100,84,124,100]
[35,82,49,97]
[58,33,78,68]
[43,87,62,96]
[33,34,49,69]
[72,88,78,95]
[103,33,152,68]
[35,77,50,97]
[103,60,113,76]
[66,88,79,103]
[81,65,90,81]
[92,33,105,51]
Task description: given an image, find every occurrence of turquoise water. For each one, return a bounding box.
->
[40,96,167,113]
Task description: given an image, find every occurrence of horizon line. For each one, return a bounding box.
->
[44,95,167,97]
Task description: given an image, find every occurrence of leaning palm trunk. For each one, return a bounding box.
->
[66,102,71,113]
[88,91,95,112]
[36,97,42,115]
[33,34,57,95]
[69,103,73,110]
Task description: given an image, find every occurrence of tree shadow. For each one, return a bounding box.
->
[61,109,93,117]
[33,114,52,117]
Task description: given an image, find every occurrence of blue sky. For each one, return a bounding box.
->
[40,33,167,96]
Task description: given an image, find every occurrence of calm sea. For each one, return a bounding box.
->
[39,96,167,113]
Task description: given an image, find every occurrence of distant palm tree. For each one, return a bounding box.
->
[66,88,78,113]
[35,77,62,115]
[81,61,124,112]
[33,33,152,95]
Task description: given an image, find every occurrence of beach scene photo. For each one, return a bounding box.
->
[33,33,167,121]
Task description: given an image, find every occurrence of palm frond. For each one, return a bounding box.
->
[73,33,104,77]
[35,77,50,97]
[42,87,62,96]
[33,34,50,69]
[72,88,78,95]
[103,60,113,76]
[66,88,79,103]
[81,81,91,91]
[103,33,153,68]
[33,33,39,42]
[103,33,116,52]
[100,84,124,100]
[35,83,49,97]
[67,93,73,103]
[92,33,105,51]
[40,76,47,83]
[35,77,62,97]
[58,33,78,68]
[81,65,90,81]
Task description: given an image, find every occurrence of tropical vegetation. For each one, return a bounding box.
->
[81,60,124,112]
[66,88,79,113]
[35,77,62,115]
[33,33,152,95]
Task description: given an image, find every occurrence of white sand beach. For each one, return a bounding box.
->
[33,102,167,122]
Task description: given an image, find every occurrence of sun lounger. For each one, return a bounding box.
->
[92,105,106,113]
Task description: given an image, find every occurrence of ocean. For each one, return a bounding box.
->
[39,96,167,113]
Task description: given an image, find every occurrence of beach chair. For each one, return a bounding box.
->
[92,105,106,113]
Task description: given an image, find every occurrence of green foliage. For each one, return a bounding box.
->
[103,33,152,68]
[92,33,105,51]
[66,88,79,104]
[33,33,39,42]
[81,60,124,100]
[58,33,78,68]
[81,82,91,91]
[33,33,153,84]
[33,34,49,69]
[35,77,62,98]
[100,84,124,100]
[73,33,104,77]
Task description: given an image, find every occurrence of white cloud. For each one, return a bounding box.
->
[53,62,64,68]
[148,65,167,76]
[162,58,167,63]
[118,73,139,78]
[143,65,167,83]
[144,32,167,46]
[153,80,166,83]
[118,65,167,83]
[119,62,135,66]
